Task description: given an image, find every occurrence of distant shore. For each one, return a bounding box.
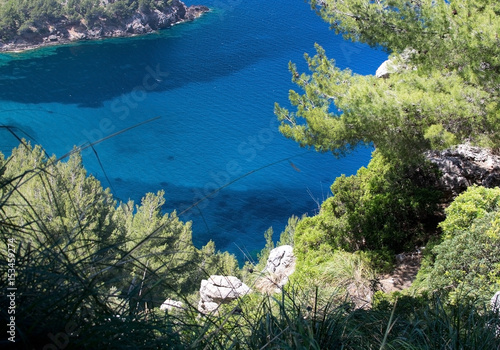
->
[0,3,209,53]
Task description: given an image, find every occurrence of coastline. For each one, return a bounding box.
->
[0,3,209,54]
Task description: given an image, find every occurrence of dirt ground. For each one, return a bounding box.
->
[378,252,422,293]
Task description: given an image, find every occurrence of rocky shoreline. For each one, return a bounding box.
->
[0,1,209,53]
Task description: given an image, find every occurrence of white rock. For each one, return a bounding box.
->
[265,245,295,275]
[491,291,500,313]
[255,245,296,294]
[375,59,398,79]
[198,275,251,314]
[160,298,183,312]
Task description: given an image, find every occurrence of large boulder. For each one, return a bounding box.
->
[265,245,295,276]
[256,245,296,294]
[198,275,251,314]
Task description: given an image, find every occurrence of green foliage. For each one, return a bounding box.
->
[138,0,155,12]
[439,185,500,239]
[0,0,64,38]
[370,293,500,350]
[246,216,300,274]
[294,151,441,263]
[2,143,123,262]
[291,250,378,309]
[107,0,136,19]
[277,215,300,247]
[0,0,175,39]
[187,288,500,349]
[257,226,274,263]
[0,142,239,347]
[430,213,500,301]
[372,290,428,314]
[415,186,500,303]
[424,124,458,150]
[275,0,500,159]
[199,239,240,278]
[2,0,500,346]
[0,1,21,39]
[289,151,441,307]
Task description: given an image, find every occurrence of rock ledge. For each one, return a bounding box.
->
[426,144,500,199]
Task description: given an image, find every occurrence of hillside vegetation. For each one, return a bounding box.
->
[1,0,500,348]
[0,0,175,40]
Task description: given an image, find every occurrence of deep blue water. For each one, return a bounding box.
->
[0,0,386,259]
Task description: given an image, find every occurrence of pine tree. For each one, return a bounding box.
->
[275,0,500,160]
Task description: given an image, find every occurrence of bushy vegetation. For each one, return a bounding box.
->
[271,0,500,346]
[2,142,499,349]
[0,142,239,348]
[413,186,500,303]
[290,150,441,290]
[275,0,500,305]
[0,0,175,40]
[194,288,500,349]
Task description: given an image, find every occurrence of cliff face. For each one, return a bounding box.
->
[0,1,209,52]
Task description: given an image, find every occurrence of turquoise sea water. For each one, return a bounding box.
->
[0,0,387,258]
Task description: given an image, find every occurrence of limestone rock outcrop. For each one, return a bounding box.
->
[256,245,296,294]
[265,245,296,276]
[426,144,500,199]
[198,275,251,314]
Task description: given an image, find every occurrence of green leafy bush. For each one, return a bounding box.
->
[294,150,441,262]
[415,186,500,302]
[439,185,500,239]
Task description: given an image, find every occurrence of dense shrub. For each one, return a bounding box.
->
[415,186,500,302]
[294,150,442,262]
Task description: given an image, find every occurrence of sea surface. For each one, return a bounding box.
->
[0,0,387,259]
